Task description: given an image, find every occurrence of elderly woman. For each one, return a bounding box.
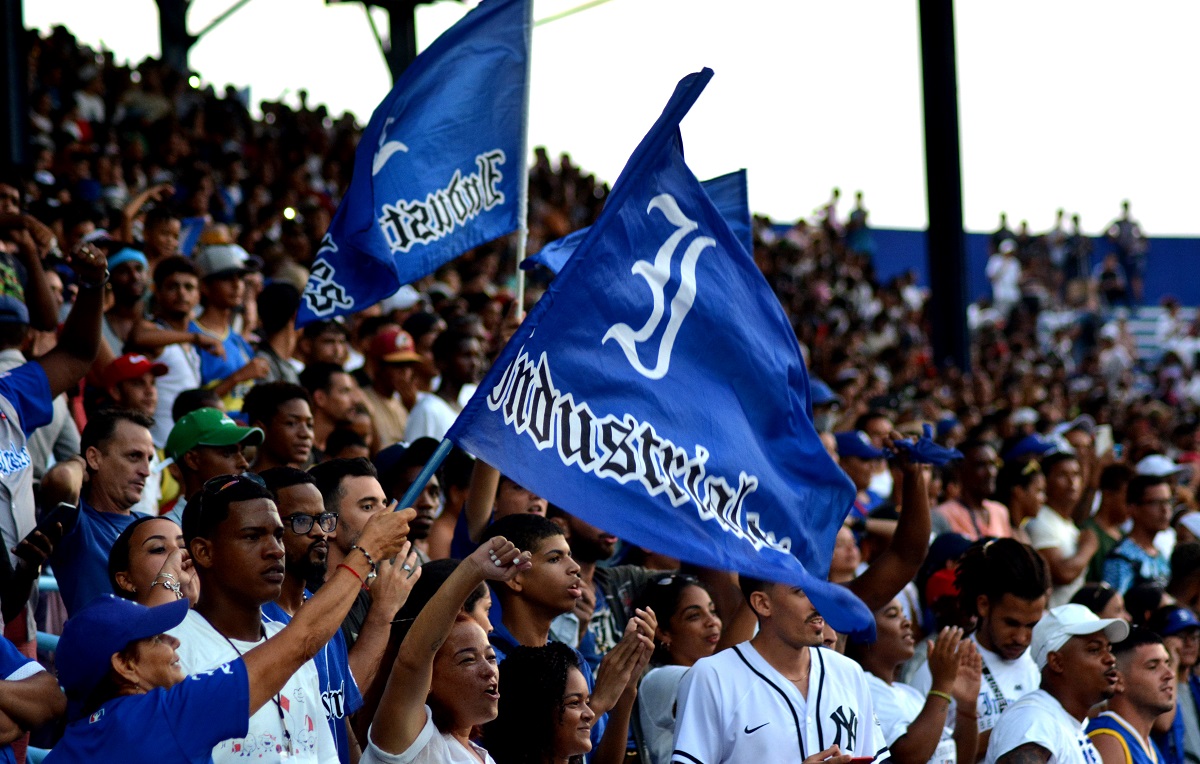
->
[45,501,414,763]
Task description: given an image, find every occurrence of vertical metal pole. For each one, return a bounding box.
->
[918,0,970,371]
[386,0,419,81]
[155,0,195,75]
[0,0,27,170]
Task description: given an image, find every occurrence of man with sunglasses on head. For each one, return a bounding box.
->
[172,472,416,764]
[260,468,364,764]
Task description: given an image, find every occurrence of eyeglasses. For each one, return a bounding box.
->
[282,512,338,534]
[203,472,267,494]
[654,573,699,587]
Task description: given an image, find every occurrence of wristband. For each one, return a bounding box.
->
[78,269,110,290]
[336,563,365,585]
[349,545,378,584]
[928,690,953,704]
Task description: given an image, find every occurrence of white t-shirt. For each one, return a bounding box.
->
[361,705,496,764]
[911,634,1040,733]
[673,642,889,764]
[403,384,478,442]
[638,665,689,764]
[152,339,203,448]
[985,689,1100,764]
[1026,507,1086,606]
[169,610,338,763]
[866,673,956,764]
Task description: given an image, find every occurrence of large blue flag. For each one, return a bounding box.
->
[523,170,753,274]
[298,0,531,325]
[448,69,872,636]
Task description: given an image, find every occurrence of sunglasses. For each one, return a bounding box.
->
[282,512,338,535]
[203,472,267,495]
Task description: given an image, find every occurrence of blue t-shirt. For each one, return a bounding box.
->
[49,500,149,616]
[45,659,249,764]
[0,359,54,437]
[191,320,257,410]
[262,596,363,764]
[1102,537,1171,594]
[1,635,42,764]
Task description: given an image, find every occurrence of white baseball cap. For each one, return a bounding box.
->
[1031,603,1130,670]
[1136,454,1186,478]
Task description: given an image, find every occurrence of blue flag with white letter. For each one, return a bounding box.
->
[448,69,872,637]
[523,169,753,274]
[298,0,531,326]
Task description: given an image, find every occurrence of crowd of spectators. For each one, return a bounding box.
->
[4,21,1200,764]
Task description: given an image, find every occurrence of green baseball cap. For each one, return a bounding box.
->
[166,407,264,461]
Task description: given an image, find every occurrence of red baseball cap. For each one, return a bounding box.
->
[105,354,168,388]
[370,328,425,364]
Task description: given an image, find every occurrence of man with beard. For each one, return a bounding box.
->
[172,473,415,764]
[986,604,1129,764]
[261,467,364,764]
[1087,628,1174,764]
[308,458,421,696]
[49,410,155,615]
[673,575,889,764]
[100,248,149,355]
[913,538,1052,760]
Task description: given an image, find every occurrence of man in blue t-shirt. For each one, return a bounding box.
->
[260,467,364,763]
[50,411,156,615]
[190,243,267,411]
[0,632,65,763]
[1102,475,1173,593]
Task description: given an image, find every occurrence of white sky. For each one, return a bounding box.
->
[23,0,1200,234]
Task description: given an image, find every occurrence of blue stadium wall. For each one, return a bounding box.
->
[864,229,1200,306]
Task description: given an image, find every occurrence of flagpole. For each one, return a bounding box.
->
[514,0,534,315]
[395,438,454,511]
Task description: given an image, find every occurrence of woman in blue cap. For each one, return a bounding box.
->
[45,498,415,763]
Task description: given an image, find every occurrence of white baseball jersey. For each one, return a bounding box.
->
[985,689,1100,764]
[673,642,889,764]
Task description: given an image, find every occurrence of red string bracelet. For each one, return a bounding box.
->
[336,563,365,588]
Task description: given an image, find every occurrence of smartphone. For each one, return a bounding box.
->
[1094,424,1114,456]
[14,502,79,565]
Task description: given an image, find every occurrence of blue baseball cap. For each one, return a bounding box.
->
[0,295,30,325]
[57,595,190,699]
[810,379,840,407]
[835,431,886,460]
[1004,434,1060,462]
[1150,604,1200,637]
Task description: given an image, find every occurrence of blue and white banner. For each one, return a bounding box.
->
[298,0,531,325]
[448,70,871,636]
[523,169,753,274]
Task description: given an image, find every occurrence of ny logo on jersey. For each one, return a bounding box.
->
[830,705,858,751]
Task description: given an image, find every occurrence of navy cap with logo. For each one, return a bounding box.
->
[57,595,190,700]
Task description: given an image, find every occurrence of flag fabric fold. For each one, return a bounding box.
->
[523,169,753,274]
[298,0,531,326]
[448,69,872,637]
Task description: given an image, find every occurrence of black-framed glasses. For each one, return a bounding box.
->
[203,472,267,494]
[282,512,338,534]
